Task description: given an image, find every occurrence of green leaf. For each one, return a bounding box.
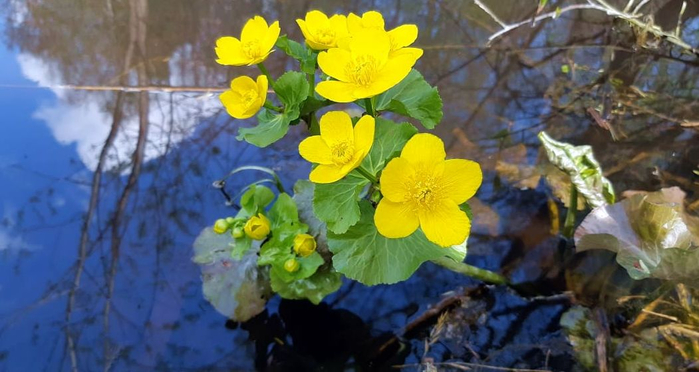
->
[313,172,369,234]
[237,72,309,147]
[268,193,298,225]
[259,193,308,266]
[360,118,417,174]
[575,187,699,282]
[538,131,615,208]
[270,252,324,283]
[237,108,297,147]
[230,235,252,260]
[274,71,310,108]
[374,69,443,129]
[270,268,343,304]
[327,201,465,285]
[240,184,275,214]
[275,36,316,75]
[192,228,271,321]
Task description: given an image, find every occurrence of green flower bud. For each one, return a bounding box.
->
[213,219,229,234]
[284,258,300,273]
[232,226,245,239]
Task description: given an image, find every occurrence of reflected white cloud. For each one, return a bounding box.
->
[16,45,222,172]
[0,228,37,252]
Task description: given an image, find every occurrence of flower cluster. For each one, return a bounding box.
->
[203,9,484,309]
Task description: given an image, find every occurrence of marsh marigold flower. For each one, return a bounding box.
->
[346,11,421,57]
[374,134,483,247]
[215,16,280,66]
[244,213,271,240]
[220,75,268,119]
[297,10,349,50]
[298,111,375,183]
[293,234,317,257]
[315,29,421,103]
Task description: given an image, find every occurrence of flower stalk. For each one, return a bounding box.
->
[257,63,275,87]
[356,165,378,185]
[264,101,283,113]
[432,257,508,285]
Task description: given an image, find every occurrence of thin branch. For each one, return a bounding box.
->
[474,0,508,28]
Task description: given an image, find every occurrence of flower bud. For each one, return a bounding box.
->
[225,217,236,224]
[293,234,317,257]
[244,213,271,240]
[213,219,229,234]
[284,258,300,273]
[232,227,244,239]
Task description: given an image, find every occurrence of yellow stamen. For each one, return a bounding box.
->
[346,55,380,87]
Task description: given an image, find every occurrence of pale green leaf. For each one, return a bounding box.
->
[270,252,324,283]
[236,108,297,147]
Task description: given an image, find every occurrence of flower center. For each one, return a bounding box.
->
[346,55,379,86]
[242,40,262,59]
[330,141,354,165]
[316,27,336,45]
[407,172,441,211]
[241,89,259,109]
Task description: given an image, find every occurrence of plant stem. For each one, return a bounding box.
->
[309,113,320,135]
[263,101,283,113]
[433,257,508,285]
[364,97,375,117]
[257,63,275,87]
[356,165,378,185]
[563,184,578,238]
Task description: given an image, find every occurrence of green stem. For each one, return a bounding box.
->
[257,63,275,87]
[563,184,578,238]
[356,165,378,185]
[263,101,283,113]
[215,165,285,194]
[433,257,508,285]
[309,113,320,135]
[364,97,375,117]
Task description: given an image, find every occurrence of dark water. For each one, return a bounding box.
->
[1,0,698,371]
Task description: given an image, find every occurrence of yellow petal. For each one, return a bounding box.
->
[230,75,258,92]
[389,47,423,60]
[419,198,471,247]
[241,16,269,42]
[361,52,416,97]
[315,80,357,103]
[215,37,248,65]
[256,75,268,101]
[441,159,482,204]
[305,10,329,26]
[353,115,375,157]
[261,20,280,57]
[349,29,390,61]
[401,133,446,169]
[317,48,351,81]
[220,90,249,119]
[374,199,419,238]
[360,11,385,30]
[297,19,311,40]
[346,12,363,34]
[388,24,418,50]
[309,164,348,184]
[328,14,349,37]
[299,136,333,165]
[379,157,415,202]
[319,111,354,147]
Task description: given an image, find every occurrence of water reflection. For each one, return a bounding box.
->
[1,0,698,370]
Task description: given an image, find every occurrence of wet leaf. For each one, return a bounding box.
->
[575,187,699,282]
[374,69,443,129]
[327,201,467,285]
[193,228,271,321]
[270,267,342,304]
[538,131,615,208]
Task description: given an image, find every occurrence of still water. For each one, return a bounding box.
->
[1,0,698,370]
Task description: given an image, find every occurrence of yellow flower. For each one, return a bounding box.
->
[298,111,375,183]
[346,11,421,56]
[213,219,229,234]
[315,28,422,103]
[374,134,483,247]
[297,10,349,50]
[244,213,271,240]
[220,75,268,119]
[284,258,300,273]
[293,234,317,257]
[215,16,280,66]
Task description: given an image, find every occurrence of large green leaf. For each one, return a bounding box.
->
[275,35,316,74]
[538,131,615,208]
[313,172,369,234]
[327,201,466,285]
[575,187,699,282]
[237,72,309,147]
[192,228,271,321]
[360,118,417,175]
[270,268,343,304]
[374,69,443,129]
[270,252,324,283]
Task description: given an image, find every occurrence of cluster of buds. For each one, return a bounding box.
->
[212,213,271,241]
